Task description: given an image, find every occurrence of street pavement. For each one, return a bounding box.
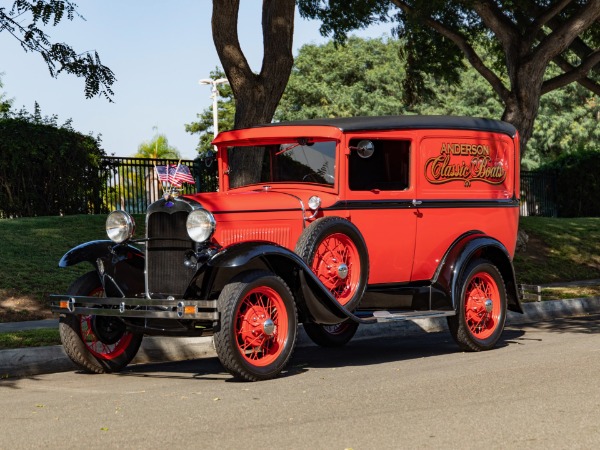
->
[2,296,600,378]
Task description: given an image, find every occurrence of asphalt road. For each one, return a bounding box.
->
[2,314,600,449]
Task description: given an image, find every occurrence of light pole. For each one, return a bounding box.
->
[199,77,229,151]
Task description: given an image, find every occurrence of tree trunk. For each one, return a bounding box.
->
[212,0,295,187]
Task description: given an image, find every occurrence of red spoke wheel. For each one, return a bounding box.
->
[312,233,361,305]
[59,271,143,373]
[448,259,507,351]
[214,271,298,381]
[295,217,367,347]
[296,216,369,311]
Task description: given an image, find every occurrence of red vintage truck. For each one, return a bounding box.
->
[52,116,522,381]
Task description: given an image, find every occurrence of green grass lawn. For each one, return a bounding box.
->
[0,214,145,321]
[515,217,600,284]
[1,214,600,349]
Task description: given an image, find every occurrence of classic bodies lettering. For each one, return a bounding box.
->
[425,142,507,187]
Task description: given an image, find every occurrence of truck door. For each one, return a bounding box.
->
[342,136,418,284]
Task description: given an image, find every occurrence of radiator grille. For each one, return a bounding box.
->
[221,227,290,248]
[146,211,195,297]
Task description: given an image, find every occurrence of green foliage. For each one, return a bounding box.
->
[0,104,105,217]
[185,68,235,156]
[0,74,12,115]
[277,36,599,168]
[542,150,600,218]
[526,82,600,168]
[276,37,407,120]
[135,132,180,159]
[298,1,600,150]
[0,1,115,100]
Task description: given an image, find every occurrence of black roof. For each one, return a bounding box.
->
[259,115,517,137]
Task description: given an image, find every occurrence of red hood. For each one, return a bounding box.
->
[186,189,339,217]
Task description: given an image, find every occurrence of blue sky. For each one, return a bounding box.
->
[0,1,390,160]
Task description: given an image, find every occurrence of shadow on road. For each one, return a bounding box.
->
[115,328,525,382]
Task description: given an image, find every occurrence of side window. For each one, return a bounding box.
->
[349,139,410,191]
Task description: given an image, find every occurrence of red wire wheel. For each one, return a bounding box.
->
[463,271,502,340]
[234,286,289,367]
[59,271,143,373]
[295,216,369,312]
[448,260,507,352]
[312,232,361,305]
[77,299,134,361]
[214,271,298,381]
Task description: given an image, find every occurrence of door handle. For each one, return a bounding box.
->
[412,199,422,207]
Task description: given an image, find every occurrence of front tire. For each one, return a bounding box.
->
[59,271,143,373]
[214,271,298,381]
[447,259,507,351]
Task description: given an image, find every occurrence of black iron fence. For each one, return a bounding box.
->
[520,170,557,217]
[92,160,557,217]
[99,156,218,214]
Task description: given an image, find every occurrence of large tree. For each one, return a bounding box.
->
[276,37,407,120]
[212,0,295,187]
[277,36,599,167]
[298,0,600,151]
[0,0,115,100]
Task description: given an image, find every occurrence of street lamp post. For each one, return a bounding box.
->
[199,77,229,151]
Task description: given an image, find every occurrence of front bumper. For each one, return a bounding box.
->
[50,295,219,321]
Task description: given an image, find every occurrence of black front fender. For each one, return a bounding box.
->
[59,240,145,298]
[189,241,356,325]
[59,240,143,268]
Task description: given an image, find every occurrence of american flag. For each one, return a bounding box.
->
[154,165,169,183]
[169,164,195,185]
[155,164,195,186]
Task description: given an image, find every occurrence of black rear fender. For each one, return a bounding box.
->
[432,232,522,313]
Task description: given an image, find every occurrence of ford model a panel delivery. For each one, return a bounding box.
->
[52,116,522,381]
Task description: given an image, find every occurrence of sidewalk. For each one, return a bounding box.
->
[2,296,600,378]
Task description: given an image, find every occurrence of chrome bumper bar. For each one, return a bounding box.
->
[50,295,219,320]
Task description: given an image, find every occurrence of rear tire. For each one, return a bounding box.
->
[59,271,143,373]
[447,260,507,352]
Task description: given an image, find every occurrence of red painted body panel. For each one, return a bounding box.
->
[201,118,520,286]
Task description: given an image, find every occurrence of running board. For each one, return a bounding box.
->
[354,310,455,324]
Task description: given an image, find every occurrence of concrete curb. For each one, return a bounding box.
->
[2,297,600,378]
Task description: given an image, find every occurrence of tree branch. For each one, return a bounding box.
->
[544,51,600,94]
[469,0,521,48]
[391,0,511,102]
[527,0,574,38]
[212,0,256,89]
[533,0,600,66]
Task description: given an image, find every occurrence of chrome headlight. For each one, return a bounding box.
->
[186,209,216,242]
[106,211,135,243]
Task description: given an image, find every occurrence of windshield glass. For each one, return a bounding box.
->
[226,140,336,189]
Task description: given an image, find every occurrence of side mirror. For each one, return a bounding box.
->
[354,140,375,159]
